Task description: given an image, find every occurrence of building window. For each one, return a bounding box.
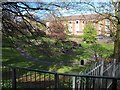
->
[82,26,84,30]
[106,19,110,25]
[105,25,110,31]
[82,21,84,23]
[82,23,84,29]
[76,21,79,24]
[99,25,102,30]
[68,21,73,33]
[75,20,80,32]
[68,26,72,32]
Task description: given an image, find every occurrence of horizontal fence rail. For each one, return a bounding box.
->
[1,64,120,90]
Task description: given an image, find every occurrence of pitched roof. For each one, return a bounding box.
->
[46,13,109,22]
[62,14,103,21]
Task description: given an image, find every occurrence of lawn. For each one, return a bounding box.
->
[2,38,86,74]
[81,42,114,59]
[2,37,114,89]
[2,36,114,74]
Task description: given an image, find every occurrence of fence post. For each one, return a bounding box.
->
[12,68,16,90]
[112,78,117,90]
[112,59,116,77]
[54,73,58,90]
[72,77,76,90]
[100,60,104,88]
[100,60,104,76]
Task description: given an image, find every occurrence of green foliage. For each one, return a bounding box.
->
[81,42,114,60]
[83,24,97,43]
[65,22,69,33]
[90,43,114,59]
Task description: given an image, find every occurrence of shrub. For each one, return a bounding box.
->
[83,24,97,43]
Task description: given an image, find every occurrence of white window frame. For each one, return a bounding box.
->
[68,21,73,32]
[75,20,80,32]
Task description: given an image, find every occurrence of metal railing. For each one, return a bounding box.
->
[78,60,120,89]
[81,60,118,76]
[1,64,120,90]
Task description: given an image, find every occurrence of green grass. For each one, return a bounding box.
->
[2,46,86,73]
[2,36,114,74]
[2,47,40,69]
[81,42,114,59]
[2,38,86,74]
[2,36,114,89]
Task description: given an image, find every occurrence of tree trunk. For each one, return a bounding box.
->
[114,25,120,62]
[114,2,120,62]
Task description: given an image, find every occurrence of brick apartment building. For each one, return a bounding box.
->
[46,14,112,36]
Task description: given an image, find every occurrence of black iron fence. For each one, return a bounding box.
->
[1,64,120,90]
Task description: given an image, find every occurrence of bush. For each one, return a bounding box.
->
[83,24,97,43]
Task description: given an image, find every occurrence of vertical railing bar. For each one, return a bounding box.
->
[54,73,58,90]
[39,73,40,82]
[72,76,75,90]
[82,77,84,90]
[8,66,11,88]
[88,78,91,89]
[80,77,82,90]
[92,78,95,89]
[105,79,107,90]
[2,66,3,88]
[44,73,45,89]
[26,71,27,82]
[34,72,37,90]
[112,79,117,90]
[39,73,41,88]
[30,71,32,88]
[30,72,32,82]
[86,77,89,90]
[22,71,24,82]
[6,67,8,88]
[48,74,51,89]
[68,76,71,89]
[76,77,78,89]
[28,71,30,86]
[5,66,7,88]
[35,72,36,82]
[12,68,16,90]
[62,75,65,88]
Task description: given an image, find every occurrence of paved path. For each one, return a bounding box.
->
[15,45,87,66]
[15,46,54,65]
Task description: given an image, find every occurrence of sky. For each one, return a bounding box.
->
[19,0,115,19]
[46,1,114,17]
[16,0,112,2]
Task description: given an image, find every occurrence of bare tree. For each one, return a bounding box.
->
[65,1,120,62]
[2,1,120,62]
[113,1,120,62]
[47,19,66,39]
[2,2,66,44]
